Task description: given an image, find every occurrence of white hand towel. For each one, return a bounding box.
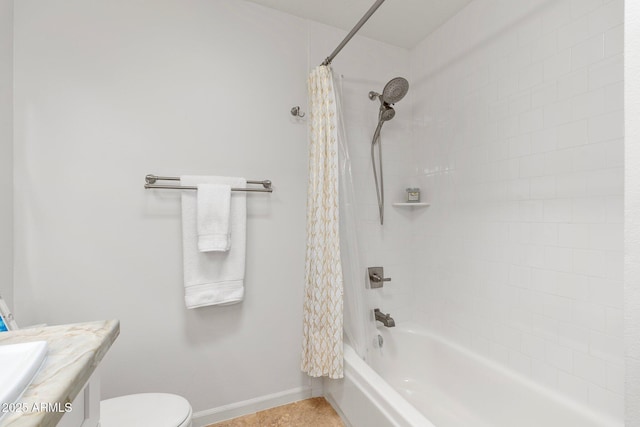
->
[181,176,247,308]
[197,183,231,252]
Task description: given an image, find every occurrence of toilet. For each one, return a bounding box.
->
[100,393,192,427]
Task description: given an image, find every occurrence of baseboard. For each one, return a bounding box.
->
[192,386,314,426]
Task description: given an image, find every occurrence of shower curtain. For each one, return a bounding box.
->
[302,65,344,378]
[302,65,372,379]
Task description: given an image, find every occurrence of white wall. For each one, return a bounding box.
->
[11,0,409,419]
[411,0,624,421]
[625,0,640,424]
[0,0,13,309]
[12,0,310,415]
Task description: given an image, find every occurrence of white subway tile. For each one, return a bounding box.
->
[588,384,623,419]
[602,251,623,280]
[585,168,623,197]
[532,359,559,389]
[518,16,541,47]
[571,0,604,18]
[558,15,590,50]
[574,140,623,172]
[558,322,590,352]
[542,0,572,32]
[546,341,573,371]
[530,223,558,246]
[545,246,573,272]
[544,50,572,81]
[519,62,544,91]
[407,0,623,409]
[587,0,624,35]
[573,300,606,331]
[603,82,623,113]
[605,362,624,394]
[530,176,556,199]
[558,371,589,404]
[588,111,623,143]
[555,272,589,300]
[508,134,532,158]
[555,172,588,198]
[604,25,623,57]
[509,93,532,116]
[572,198,606,223]
[522,332,549,359]
[558,223,590,248]
[531,31,558,63]
[520,108,544,133]
[571,89,604,120]
[520,153,547,177]
[588,54,623,89]
[573,249,605,277]
[589,223,623,251]
[532,313,559,342]
[605,307,623,337]
[588,277,623,308]
[570,35,604,70]
[530,128,558,153]
[543,99,572,127]
[590,332,623,364]
[544,149,575,176]
[557,120,588,148]
[510,350,532,377]
[557,69,588,99]
[489,342,512,366]
[573,351,608,387]
[532,82,557,108]
[544,199,572,223]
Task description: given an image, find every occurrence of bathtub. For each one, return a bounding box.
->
[325,323,621,427]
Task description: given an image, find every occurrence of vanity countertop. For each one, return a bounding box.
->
[0,320,119,427]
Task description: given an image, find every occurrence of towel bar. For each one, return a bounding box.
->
[144,175,273,193]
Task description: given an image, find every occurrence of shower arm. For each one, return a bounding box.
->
[321,0,386,66]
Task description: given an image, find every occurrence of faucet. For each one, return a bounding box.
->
[374,309,395,327]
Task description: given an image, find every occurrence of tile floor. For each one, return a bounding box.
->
[206,397,344,426]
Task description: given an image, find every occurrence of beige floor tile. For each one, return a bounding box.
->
[207,398,344,427]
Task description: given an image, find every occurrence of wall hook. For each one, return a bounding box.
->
[290,106,305,118]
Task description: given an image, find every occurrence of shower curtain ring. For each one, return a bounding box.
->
[291,106,305,118]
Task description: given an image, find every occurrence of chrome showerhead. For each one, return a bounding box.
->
[381,77,409,104]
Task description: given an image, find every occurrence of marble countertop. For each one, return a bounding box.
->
[0,320,120,427]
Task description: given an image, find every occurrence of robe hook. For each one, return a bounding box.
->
[290,106,305,118]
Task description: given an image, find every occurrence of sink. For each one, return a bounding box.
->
[0,341,48,414]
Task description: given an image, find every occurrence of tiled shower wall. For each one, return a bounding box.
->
[411,0,623,420]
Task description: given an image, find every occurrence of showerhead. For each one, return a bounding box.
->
[379,105,396,122]
[381,77,409,104]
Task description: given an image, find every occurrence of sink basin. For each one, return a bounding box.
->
[0,341,48,413]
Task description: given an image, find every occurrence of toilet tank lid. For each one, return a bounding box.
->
[100,393,192,427]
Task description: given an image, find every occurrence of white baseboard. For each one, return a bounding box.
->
[192,386,314,426]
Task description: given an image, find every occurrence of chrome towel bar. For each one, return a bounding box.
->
[144,174,273,193]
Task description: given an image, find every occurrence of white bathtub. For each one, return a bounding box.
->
[325,323,621,427]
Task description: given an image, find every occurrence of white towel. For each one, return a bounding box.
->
[197,183,231,252]
[181,176,247,308]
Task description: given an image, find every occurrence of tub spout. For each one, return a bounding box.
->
[374,309,395,327]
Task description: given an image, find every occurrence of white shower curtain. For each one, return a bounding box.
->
[301,65,344,378]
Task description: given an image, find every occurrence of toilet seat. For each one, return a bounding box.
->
[100,393,192,427]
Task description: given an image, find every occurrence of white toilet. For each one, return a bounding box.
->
[100,393,193,427]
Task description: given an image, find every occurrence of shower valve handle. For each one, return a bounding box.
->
[368,267,391,289]
[371,273,391,283]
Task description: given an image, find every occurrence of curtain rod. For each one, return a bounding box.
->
[321,0,386,66]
